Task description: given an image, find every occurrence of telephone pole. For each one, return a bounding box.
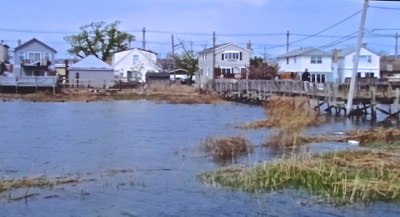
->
[346,0,369,116]
[142,27,146,50]
[212,31,216,86]
[396,32,398,60]
[171,34,176,80]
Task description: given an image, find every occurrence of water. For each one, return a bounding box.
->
[0,100,399,216]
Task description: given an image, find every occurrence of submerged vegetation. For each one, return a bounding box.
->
[197,96,400,204]
[199,136,253,163]
[244,96,321,146]
[198,150,400,204]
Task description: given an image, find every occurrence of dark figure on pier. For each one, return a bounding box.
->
[302,68,310,82]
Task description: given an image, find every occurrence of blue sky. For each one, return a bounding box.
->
[2,0,400,59]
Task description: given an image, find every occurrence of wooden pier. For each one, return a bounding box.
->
[213,79,400,119]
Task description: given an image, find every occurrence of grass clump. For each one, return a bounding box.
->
[345,128,400,149]
[200,136,253,163]
[245,96,320,146]
[0,177,53,193]
[198,150,400,204]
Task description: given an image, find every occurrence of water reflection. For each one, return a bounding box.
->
[0,101,399,216]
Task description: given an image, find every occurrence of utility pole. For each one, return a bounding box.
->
[212,31,216,87]
[171,34,176,81]
[396,32,398,60]
[142,27,146,50]
[286,30,290,53]
[346,0,369,116]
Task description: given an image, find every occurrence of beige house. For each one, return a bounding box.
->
[0,41,9,63]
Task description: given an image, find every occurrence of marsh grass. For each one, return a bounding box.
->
[198,150,400,204]
[345,128,400,149]
[245,97,320,146]
[200,136,253,163]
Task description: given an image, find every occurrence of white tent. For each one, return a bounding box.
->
[69,55,115,88]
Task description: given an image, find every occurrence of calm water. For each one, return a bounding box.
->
[0,100,399,217]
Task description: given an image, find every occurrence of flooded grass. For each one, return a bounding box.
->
[199,136,253,163]
[244,96,321,130]
[198,150,400,204]
[243,96,321,146]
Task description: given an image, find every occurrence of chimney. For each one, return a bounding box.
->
[18,39,21,46]
[362,43,367,48]
[332,49,339,63]
[246,40,252,50]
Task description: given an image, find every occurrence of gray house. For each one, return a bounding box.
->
[14,38,57,76]
[197,43,251,86]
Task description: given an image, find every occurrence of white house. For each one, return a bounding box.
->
[336,46,380,83]
[69,55,115,88]
[197,43,251,85]
[112,48,159,83]
[276,47,333,83]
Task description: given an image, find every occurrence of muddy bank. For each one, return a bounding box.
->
[0,85,225,104]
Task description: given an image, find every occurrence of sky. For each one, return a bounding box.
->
[1,0,400,60]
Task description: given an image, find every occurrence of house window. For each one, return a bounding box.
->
[221,67,234,78]
[222,51,240,60]
[286,57,289,65]
[133,55,139,62]
[28,52,41,63]
[18,52,25,61]
[311,73,326,83]
[354,55,372,63]
[44,52,50,61]
[366,72,375,78]
[310,56,322,64]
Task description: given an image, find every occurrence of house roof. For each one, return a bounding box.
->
[337,47,380,57]
[69,55,114,71]
[113,47,158,55]
[276,47,331,58]
[199,43,251,53]
[14,38,57,53]
[169,68,188,74]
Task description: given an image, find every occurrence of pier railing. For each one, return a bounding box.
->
[213,79,397,105]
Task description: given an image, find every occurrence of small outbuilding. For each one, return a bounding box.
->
[145,72,170,88]
[69,55,115,88]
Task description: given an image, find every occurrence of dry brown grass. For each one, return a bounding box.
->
[345,128,400,148]
[243,96,320,146]
[200,136,253,162]
[0,85,225,104]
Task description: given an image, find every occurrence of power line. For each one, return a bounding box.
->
[370,5,400,10]
[287,9,362,46]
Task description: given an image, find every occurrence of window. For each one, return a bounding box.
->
[310,56,322,64]
[44,52,50,60]
[222,51,241,60]
[366,72,375,78]
[133,55,139,62]
[311,73,326,83]
[354,55,372,63]
[18,52,25,61]
[28,52,41,63]
[286,57,289,65]
[221,67,234,78]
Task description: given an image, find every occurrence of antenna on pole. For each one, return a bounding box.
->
[286,30,290,53]
[142,27,146,50]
